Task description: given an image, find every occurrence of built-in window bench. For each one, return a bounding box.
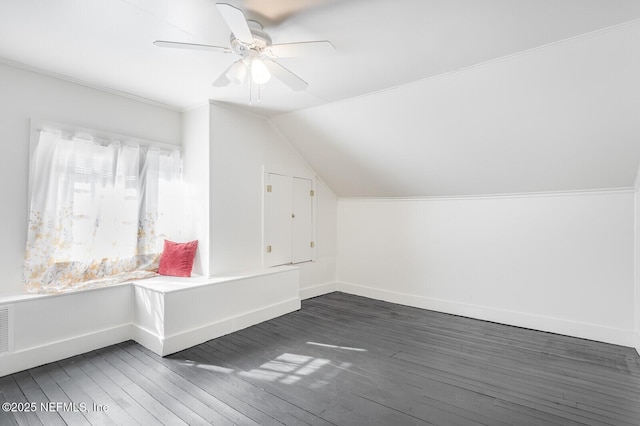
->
[132,266,300,356]
[0,266,300,377]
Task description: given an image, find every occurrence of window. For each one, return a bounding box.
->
[23,128,182,293]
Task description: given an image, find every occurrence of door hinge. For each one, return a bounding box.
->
[310,190,315,197]
[266,185,272,193]
[310,241,315,248]
[266,245,272,253]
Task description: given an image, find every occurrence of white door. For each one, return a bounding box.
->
[292,177,313,263]
[265,173,292,267]
[264,173,314,267]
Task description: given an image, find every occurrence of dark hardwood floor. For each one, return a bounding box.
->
[1,292,640,425]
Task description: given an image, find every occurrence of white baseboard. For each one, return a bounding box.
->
[0,324,131,377]
[131,323,164,356]
[636,332,640,357]
[337,281,636,348]
[300,282,336,300]
[135,298,301,356]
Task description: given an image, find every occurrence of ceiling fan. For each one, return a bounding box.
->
[154,3,335,92]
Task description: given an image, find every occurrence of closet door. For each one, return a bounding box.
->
[265,173,292,267]
[264,173,315,267]
[292,177,313,263]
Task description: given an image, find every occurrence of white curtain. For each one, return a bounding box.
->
[23,129,181,293]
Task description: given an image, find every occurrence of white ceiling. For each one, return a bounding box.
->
[1,0,638,114]
[1,0,640,196]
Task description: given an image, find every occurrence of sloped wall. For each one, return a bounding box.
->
[271,21,640,198]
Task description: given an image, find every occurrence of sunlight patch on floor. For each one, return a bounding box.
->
[239,352,332,384]
[195,364,235,373]
[179,346,361,386]
[307,341,367,352]
[180,359,235,373]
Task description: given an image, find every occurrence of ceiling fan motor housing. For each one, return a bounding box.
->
[230,20,272,57]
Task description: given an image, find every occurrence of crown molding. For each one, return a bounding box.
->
[338,187,635,203]
[0,56,181,112]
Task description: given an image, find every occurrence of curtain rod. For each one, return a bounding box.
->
[32,119,181,153]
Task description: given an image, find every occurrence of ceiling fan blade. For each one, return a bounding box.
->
[211,61,238,87]
[216,3,253,44]
[263,59,308,91]
[266,41,335,58]
[154,40,232,54]
[212,72,231,87]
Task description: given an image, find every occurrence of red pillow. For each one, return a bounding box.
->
[158,240,198,277]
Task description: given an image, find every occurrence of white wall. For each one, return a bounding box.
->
[181,104,211,276]
[0,61,181,295]
[0,63,317,288]
[208,103,337,293]
[635,178,640,354]
[337,190,636,346]
[209,104,266,274]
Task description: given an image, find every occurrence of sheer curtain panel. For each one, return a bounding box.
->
[23,129,181,293]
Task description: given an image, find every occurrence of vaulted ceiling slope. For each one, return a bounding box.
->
[1,1,639,197]
[271,20,640,197]
[1,0,639,115]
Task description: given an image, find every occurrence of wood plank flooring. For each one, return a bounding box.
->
[1,292,640,425]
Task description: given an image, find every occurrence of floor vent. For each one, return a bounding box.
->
[0,305,12,355]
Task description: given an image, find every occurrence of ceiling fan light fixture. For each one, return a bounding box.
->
[250,58,271,85]
[226,59,248,85]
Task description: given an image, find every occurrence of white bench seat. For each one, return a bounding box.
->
[0,265,301,376]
